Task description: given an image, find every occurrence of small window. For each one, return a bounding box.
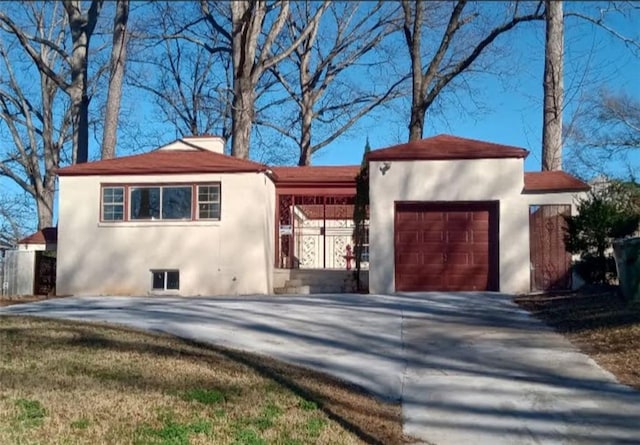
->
[102,187,124,221]
[197,184,221,220]
[152,270,179,291]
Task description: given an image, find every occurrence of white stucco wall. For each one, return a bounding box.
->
[368,158,582,295]
[57,172,275,296]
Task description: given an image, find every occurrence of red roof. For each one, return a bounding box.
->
[271,166,360,184]
[523,171,590,193]
[56,149,267,176]
[18,227,58,245]
[367,134,529,161]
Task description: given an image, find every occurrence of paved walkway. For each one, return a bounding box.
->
[1,293,639,444]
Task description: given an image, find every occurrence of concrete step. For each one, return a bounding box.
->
[273,285,311,295]
[284,279,303,287]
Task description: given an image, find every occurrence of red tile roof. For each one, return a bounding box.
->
[18,227,58,245]
[523,171,590,193]
[56,149,267,176]
[367,134,529,161]
[271,166,360,184]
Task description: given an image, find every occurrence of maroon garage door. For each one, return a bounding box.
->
[394,202,499,291]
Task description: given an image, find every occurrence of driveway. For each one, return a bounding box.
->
[1,292,639,444]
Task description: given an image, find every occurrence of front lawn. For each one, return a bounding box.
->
[515,286,640,390]
[0,316,405,445]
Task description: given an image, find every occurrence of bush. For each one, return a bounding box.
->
[565,182,640,284]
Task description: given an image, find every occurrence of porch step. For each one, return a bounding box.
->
[273,285,310,295]
[273,269,368,294]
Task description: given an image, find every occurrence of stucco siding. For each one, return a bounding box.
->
[369,158,531,294]
[57,172,275,296]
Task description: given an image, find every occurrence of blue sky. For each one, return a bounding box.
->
[311,3,639,173]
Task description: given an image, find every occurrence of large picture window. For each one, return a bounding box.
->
[130,186,192,220]
[101,183,219,222]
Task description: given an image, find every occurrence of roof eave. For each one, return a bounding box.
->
[57,167,268,177]
[522,187,590,194]
[366,153,528,162]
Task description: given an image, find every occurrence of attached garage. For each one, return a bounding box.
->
[394,202,499,291]
[367,134,590,294]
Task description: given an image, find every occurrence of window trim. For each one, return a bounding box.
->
[100,182,221,223]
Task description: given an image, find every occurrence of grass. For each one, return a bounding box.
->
[514,285,640,389]
[0,315,406,445]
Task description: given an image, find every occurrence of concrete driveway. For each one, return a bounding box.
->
[1,292,639,444]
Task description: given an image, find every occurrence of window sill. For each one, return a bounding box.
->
[98,220,221,228]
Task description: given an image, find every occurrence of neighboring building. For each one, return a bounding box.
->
[55,134,589,297]
[2,228,57,296]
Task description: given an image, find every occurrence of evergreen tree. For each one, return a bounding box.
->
[353,138,371,291]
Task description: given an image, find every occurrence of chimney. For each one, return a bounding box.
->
[182,135,225,154]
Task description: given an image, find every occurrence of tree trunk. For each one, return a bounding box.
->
[542,0,563,171]
[231,78,254,159]
[230,0,257,159]
[64,0,103,164]
[35,186,54,229]
[101,0,129,160]
[298,97,313,165]
[408,103,425,141]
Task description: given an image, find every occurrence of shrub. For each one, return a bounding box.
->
[564,182,640,284]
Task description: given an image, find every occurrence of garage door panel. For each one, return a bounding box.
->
[445,219,473,231]
[399,274,446,290]
[396,231,420,244]
[395,202,497,292]
[397,252,421,265]
[447,231,470,242]
[422,230,445,242]
[446,212,471,221]
[446,252,471,265]
[422,212,446,222]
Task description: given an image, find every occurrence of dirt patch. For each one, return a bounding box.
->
[515,286,640,389]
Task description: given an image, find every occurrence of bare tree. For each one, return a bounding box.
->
[1,1,105,165]
[200,0,329,159]
[101,0,129,159]
[129,1,233,140]
[266,1,405,165]
[566,89,640,176]
[401,0,545,141]
[0,192,34,248]
[0,2,73,229]
[541,0,564,171]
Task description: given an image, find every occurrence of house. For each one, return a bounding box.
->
[55,134,589,296]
